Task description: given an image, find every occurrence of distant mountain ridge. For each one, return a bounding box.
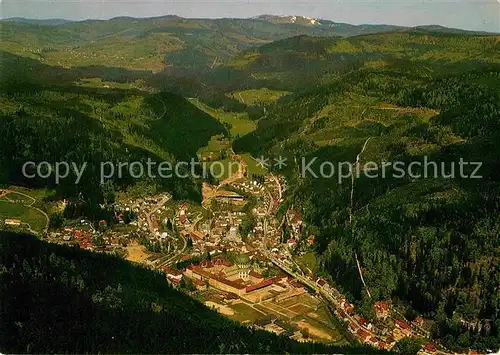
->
[2,14,496,35]
[1,17,73,25]
[1,14,495,75]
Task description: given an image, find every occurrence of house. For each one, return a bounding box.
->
[374,301,389,319]
[163,267,183,282]
[356,316,368,327]
[287,209,303,236]
[316,278,327,288]
[424,343,437,353]
[344,305,354,316]
[191,230,206,241]
[192,278,207,290]
[349,322,359,332]
[395,320,412,336]
[413,315,424,327]
[356,328,371,342]
[369,337,379,346]
[338,309,348,320]
[341,299,355,316]
[4,219,21,226]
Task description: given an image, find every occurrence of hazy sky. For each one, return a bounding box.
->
[2,0,499,32]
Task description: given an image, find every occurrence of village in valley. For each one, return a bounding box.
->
[1,158,481,355]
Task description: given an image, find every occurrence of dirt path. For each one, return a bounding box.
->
[349,137,372,298]
[4,189,49,233]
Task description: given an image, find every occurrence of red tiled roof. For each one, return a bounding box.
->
[414,315,424,324]
[190,266,246,290]
[289,209,303,223]
[425,344,437,352]
[213,258,232,267]
[193,278,205,286]
[200,260,213,269]
[369,337,378,343]
[246,279,273,293]
[356,328,370,339]
[396,320,410,329]
[163,267,182,276]
[374,301,389,311]
[357,316,368,326]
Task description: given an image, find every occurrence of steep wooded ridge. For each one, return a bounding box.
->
[0,67,224,204]
[234,31,500,352]
[0,231,383,354]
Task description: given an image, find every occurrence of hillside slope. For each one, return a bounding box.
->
[0,54,227,203]
[233,31,500,352]
[0,231,383,354]
[1,15,491,75]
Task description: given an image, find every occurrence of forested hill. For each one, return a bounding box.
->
[233,32,500,352]
[0,15,492,75]
[0,231,382,354]
[0,52,230,205]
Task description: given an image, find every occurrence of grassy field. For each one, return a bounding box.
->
[189,99,256,137]
[229,302,267,323]
[230,88,291,106]
[0,200,48,233]
[297,252,319,275]
[207,159,240,180]
[4,192,35,205]
[75,78,141,90]
[240,153,267,176]
[8,187,55,201]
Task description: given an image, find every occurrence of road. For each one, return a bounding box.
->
[160,213,203,267]
[349,137,372,298]
[263,251,376,341]
[145,195,170,235]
